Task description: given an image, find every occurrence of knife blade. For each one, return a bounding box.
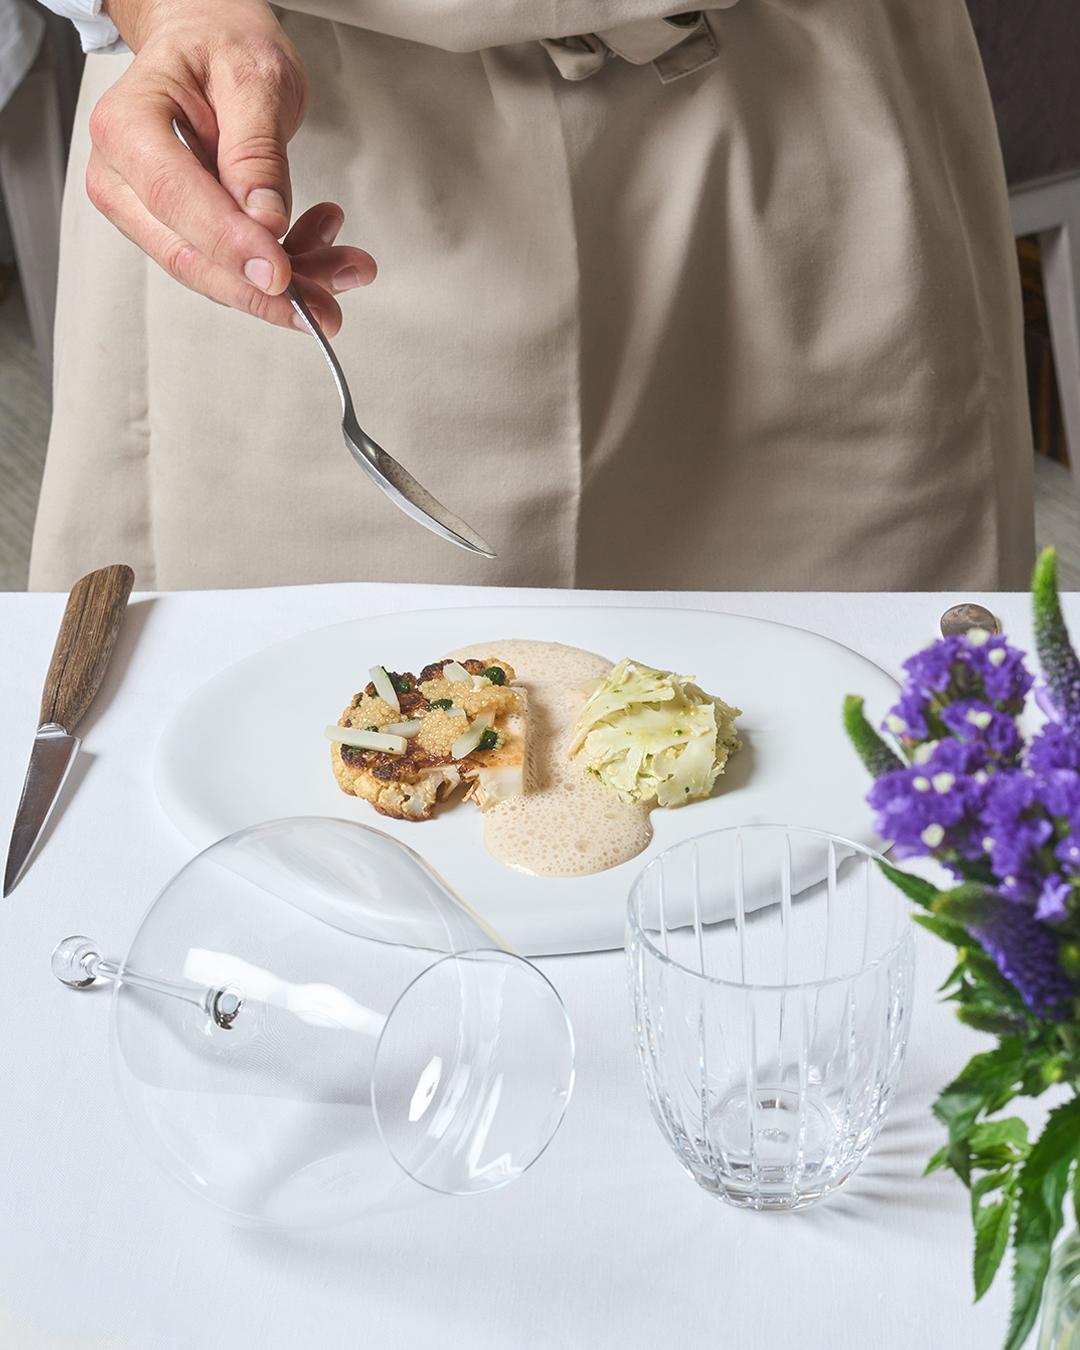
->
[4,563,134,896]
[3,729,80,896]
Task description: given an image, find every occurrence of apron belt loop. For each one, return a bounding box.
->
[542,9,731,84]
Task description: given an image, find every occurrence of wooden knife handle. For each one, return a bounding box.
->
[39,564,135,732]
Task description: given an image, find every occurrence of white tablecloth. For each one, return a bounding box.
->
[0,583,1069,1350]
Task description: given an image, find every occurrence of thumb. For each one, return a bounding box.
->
[213,48,306,238]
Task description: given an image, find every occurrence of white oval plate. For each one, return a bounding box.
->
[154,606,899,955]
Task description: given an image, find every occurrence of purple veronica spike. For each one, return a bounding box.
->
[964,893,1074,1019]
[1033,548,1080,730]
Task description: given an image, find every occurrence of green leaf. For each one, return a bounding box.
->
[932,882,997,926]
[925,1144,949,1175]
[878,860,942,911]
[842,695,906,778]
[1021,1056,1070,1099]
[933,1039,1027,1142]
[968,1119,1030,1156]
[1004,1099,1080,1350]
[972,1167,1011,1199]
[975,1185,1016,1302]
[950,1139,974,1187]
[937,957,966,994]
[956,1007,1029,1037]
[1074,1158,1080,1229]
[914,915,971,951]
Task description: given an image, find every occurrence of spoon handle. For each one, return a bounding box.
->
[285,283,355,421]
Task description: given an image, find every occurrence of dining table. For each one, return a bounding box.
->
[1,580,1070,1350]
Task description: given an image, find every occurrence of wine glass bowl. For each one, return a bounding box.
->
[54,817,575,1226]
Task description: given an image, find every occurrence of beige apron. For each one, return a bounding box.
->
[29,0,1035,592]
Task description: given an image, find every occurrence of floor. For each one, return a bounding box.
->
[1,281,50,591]
[1,278,1078,593]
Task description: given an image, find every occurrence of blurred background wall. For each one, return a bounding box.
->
[1,0,1079,588]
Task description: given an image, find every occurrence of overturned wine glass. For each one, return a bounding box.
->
[52,817,575,1227]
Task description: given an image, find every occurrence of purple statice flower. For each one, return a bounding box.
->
[1035,682,1060,722]
[940,699,1022,759]
[1056,835,1080,872]
[1038,767,1080,822]
[1036,874,1073,924]
[1027,723,1080,777]
[868,739,989,862]
[979,770,1054,903]
[882,632,1032,758]
[966,634,1034,707]
[901,636,965,697]
[882,688,930,743]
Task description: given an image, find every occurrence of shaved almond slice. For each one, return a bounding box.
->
[383,719,422,737]
[326,725,407,754]
[451,712,493,760]
[369,665,401,712]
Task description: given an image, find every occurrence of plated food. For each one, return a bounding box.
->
[569,659,741,807]
[327,639,741,876]
[327,657,526,820]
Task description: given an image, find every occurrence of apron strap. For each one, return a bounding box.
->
[541,8,732,84]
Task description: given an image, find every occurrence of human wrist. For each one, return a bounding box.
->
[103,0,276,52]
[101,0,162,50]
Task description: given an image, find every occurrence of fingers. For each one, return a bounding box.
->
[284,202,344,254]
[290,244,377,295]
[86,149,343,333]
[211,40,307,237]
[291,275,343,336]
[89,80,293,295]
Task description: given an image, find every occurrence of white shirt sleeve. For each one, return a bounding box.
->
[36,0,125,54]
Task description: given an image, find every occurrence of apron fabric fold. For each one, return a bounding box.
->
[31,0,1034,591]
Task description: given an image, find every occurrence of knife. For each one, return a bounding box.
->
[4,564,134,896]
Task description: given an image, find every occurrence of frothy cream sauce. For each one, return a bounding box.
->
[451,639,653,877]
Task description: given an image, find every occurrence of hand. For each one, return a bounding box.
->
[87,0,376,335]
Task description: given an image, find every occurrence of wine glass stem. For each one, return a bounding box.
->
[84,954,243,1029]
[88,955,214,1013]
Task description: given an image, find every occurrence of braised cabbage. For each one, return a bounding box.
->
[567,659,741,807]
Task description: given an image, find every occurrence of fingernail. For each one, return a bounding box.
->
[332,267,363,293]
[246,188,287,218]
[291,312,310,332]
[244,257,275,291]
[319,213,343,245]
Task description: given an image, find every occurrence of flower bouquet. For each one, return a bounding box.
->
[844,548,1080,1350]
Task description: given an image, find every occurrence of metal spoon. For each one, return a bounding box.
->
[171,118,495,558]
[939,603,1001,638]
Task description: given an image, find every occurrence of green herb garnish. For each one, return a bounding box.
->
[429,698,453,711]
[365,725,379,733]
[480,666,506,685]
[478,728,499,751]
